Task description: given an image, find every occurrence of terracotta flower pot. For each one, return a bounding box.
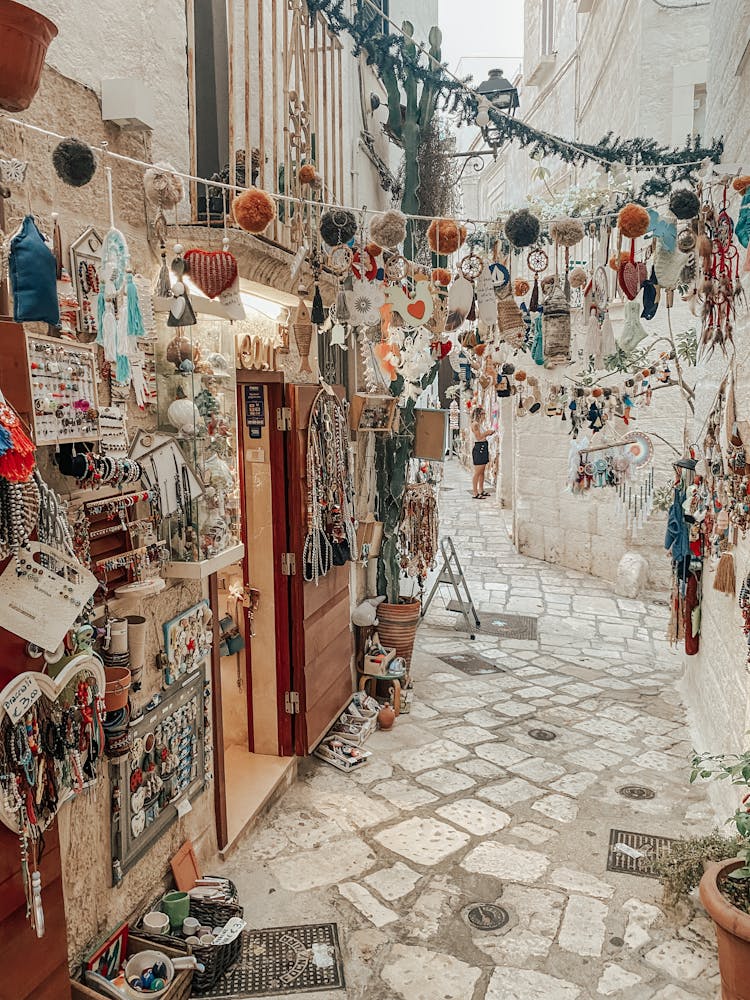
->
[700,859,750,999]
[376,598,420,669]
[0,1,58,112]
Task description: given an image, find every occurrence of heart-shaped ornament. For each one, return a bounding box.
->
[184,249,238,300]
[618,259,647,301]
[407,299,426,320]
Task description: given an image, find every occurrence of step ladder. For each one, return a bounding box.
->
[421,536,481,639]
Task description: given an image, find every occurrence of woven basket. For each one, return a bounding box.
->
[496,294,525,347]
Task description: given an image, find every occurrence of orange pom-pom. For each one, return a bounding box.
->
[474,343,487,356]
[427,218,467,255]
[618,202,650,239]
[365,241,382,258]
[514,370,527,382]
[232,188,276,234]
[513,277,530,297]
[431,267,452,286]
[733,175,750,195]
[298,164,316,185]
[592,387,603,398]
[609,251,629,271]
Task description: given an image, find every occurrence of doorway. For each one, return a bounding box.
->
[211,376,295,853]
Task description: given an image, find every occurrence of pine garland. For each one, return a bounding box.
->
[307,0,723,195]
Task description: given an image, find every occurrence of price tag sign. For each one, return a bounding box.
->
[2,673,44,724]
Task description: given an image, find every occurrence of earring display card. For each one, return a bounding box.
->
[70,226,103,342]
[163,600,212,686]
[110,666,205,880]
[26,332,100,445]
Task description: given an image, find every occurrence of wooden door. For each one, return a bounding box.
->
[286,384,353,754]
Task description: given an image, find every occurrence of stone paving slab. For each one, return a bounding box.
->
[220,463,720,999]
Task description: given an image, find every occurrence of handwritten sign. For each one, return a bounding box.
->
[2,673,43,725]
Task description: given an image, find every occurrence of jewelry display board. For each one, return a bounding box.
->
[69,226,103,343]
[110,666,205,882]
[26,333,100,445]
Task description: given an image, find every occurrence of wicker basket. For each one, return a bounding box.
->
[71,935,193,1000]
[135,878,244,994]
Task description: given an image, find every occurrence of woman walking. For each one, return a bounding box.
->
[471,405,495,498]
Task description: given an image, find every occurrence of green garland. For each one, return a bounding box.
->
[306,0,723,198]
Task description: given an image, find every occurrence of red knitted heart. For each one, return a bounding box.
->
[618,259,646,301]
[184,249,238,299]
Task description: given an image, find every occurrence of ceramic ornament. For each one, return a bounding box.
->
[293,297,314,374]
[347,280,386,327]
[445,275,474,332]
[475,264,498,326]
[385,281,434,329]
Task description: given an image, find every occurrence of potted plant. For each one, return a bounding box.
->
[673,751,750,998]
[0,1,58,112]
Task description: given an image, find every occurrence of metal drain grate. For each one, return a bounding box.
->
[454,612,538,640]
[466,904,510,931]
[528,728,558,741]
[618,785,656,800]
[440,652,505,675]
[606,829,675,879]
[199,924,345,998]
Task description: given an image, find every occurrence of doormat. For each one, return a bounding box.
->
[454,612,538,640]
[606,829,676,879]
[200,924,345,998]
[439,651,505,675]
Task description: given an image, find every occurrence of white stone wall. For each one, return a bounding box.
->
[25,0,189,170]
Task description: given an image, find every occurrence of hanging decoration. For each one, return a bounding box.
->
[302,388,357,583]
[398,482,438,582]
[231,188,277,234]
[52,137,97,187]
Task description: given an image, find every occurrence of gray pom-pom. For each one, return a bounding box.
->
[369,209,406,249]
[504,209,541,248]
[143,162,184,210]
[52,138,96,187]
[669,188,700,220]
[320,209,357,246]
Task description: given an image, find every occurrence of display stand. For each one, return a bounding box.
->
[420,536,481,639]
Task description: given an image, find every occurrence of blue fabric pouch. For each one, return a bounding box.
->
[10,215,60,325]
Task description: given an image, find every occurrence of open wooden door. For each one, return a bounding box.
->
[286,384,353,754]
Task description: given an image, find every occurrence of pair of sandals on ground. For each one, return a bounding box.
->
[472,490,491,499]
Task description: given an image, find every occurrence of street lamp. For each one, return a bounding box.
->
[476,68,520,117]
[449,68,520,175]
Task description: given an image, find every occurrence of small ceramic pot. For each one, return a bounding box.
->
[143,911,170,935]
[378,704,396,731]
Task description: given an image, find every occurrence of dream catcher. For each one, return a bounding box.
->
[527,247,548,312]
[615,431,655,530]
[700,189,742,357]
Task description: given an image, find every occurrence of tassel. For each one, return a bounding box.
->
[126,272,145,336]
[96,291,105,346]
[530,275,539,312]
[714,551,736,595]
[311,284,325,325]
[116,353,131,384]
[154,251,172,298]
[467,297,476,322]
[116,306,129,358]
[0,406,36,482]
[531,314,544,365]
[336,290,350,322]
[0,423,11,458]
[102,303,117,361]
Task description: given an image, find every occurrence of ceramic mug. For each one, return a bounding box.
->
[185,935,200,947]
[143,911,170,935]
[182,916,200,937]
[161,890,190,930]
[199,934,215,946]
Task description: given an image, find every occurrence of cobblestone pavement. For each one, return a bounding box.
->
[222,462,721,999]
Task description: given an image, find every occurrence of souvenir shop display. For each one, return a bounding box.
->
[26,333,100,444]
[568,432,656,530]
[302,387,358,583]
[154,316,241,572]
[0,655,106,934]
[162,601,213,688]
[349,392,398,432]
[69,226,103,342]
[110,667,206,882]
[314,735,371,772]
[398,482,439,582]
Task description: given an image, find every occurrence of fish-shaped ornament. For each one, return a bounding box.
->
[445,275,474,332]
[293,297,314,374]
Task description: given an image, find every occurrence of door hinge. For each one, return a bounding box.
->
[285,691,300,714]
[276,406,292,431]
[281,552,296,576]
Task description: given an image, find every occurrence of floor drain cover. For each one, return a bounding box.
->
[606,829,676,879]
[529,728,557,741]
[455,612,538,640]
[440,652,505,675]
[199,924,345,998]
[618,785,656,800]
[467,904,510,931]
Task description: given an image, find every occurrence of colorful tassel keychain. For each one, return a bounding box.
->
[0,399,35,483]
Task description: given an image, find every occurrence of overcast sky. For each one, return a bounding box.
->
[438,0,524,81]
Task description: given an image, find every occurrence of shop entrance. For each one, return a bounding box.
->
[211,375,295,852]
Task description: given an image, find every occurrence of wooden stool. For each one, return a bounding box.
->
[357,671,401,716]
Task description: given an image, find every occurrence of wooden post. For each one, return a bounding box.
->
[0,186,10,317]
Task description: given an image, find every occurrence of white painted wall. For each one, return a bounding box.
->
[25,0,190,170]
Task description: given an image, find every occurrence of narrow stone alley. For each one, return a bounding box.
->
[222,461,720,1000]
